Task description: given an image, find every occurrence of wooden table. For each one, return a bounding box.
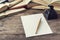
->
[0,9,60,40]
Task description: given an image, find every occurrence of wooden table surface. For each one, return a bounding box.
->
[0,9,60,40]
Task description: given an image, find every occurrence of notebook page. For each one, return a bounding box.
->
[21,13,53,37]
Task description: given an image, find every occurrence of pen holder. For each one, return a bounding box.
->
[43,5,58,20]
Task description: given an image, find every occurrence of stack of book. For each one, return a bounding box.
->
[0,0,60,18]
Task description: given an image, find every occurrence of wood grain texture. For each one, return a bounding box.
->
[0,3,60,40]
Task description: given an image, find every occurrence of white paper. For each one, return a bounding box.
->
[21,13,53,37]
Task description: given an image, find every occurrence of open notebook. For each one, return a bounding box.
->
[21,13,53,37]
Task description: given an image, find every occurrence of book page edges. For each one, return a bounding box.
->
[32,5,60,11]
[0,8,26,17]
[11,0,31,8]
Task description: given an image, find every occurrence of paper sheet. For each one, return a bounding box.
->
[21,13,53,37]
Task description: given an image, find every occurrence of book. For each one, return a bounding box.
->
[21,13,53,37]
[32,0,60,11]
[11,0,31,8]
[5,0,22,7]
[0,4,8,13]
[0,0,22,13]
[0,8,25,18]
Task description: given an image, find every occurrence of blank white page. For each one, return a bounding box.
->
[21,13,53,37]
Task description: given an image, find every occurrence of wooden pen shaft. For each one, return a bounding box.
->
[35,18,41,34]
